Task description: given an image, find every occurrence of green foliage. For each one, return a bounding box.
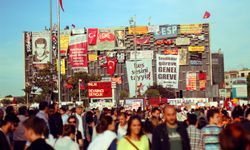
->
[145,89,160,98]
[120,90,129,100]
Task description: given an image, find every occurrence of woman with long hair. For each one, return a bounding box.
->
[117,115,150,150]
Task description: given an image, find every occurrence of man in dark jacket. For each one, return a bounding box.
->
[152,105,190,150]
[48,103,63,138]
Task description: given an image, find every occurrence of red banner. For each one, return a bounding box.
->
[135,36,150,45]
[107,57,117,76]
[199,72,206,90]
[88,82,112,98]
[99,32,115,42]
[88,28,98,45]
[156,39,174,45]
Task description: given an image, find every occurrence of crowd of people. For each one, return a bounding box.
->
[0,101,250,150]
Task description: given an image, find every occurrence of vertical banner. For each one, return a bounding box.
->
[32,31,50,64]
[114,28,125,49]
[126,59,153,97]
[116,52,125,63]
[88,28,98,45]
[155,25,178,39]
[24,32,32,55]
[179,49,187,65]
[56,59,66,75]
[190,53,202,65]
[60,30,70,54]
[69,34,88,73]
[199,72,206,90]
[186,72,197,91]
[156,54,180,89]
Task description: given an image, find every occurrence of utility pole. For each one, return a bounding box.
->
[57,0,61,105]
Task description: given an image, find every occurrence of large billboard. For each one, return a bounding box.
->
[232,78,247,98]
[126,59,153,97]
[88,82,112,98]
[156,54,180,89]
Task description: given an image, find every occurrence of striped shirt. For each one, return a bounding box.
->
[201,125,221,150]
[187,125,202,150]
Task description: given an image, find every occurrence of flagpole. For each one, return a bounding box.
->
[50,0,53,63]
[57,0,62,105]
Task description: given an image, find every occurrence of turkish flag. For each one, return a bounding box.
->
[88,28,98,45]
[59,0,64,11]
[203,11,211,19]
[107,57,117,76]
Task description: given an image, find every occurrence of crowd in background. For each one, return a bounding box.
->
[0,101,250,150]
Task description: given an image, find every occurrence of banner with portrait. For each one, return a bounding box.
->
[126,59,153,97]
[32,31,50,64]
[156,54,180,89]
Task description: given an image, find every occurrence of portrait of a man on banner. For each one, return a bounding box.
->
[33,37,50,63]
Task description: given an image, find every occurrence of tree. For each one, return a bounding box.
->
[119,90,129,100]
[145,89,160,99]
[146,84,176,98]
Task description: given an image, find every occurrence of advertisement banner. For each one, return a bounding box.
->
[114,28,126,49]
[88,82,112,98]
[175,37,190,46]
[179,49,187,65]
[88,28,98,45]
[155,25,178,39]
[69,34,88,73]
[186,72,197,91]
[60,30,70,54]
[190,53,202,66]
[188,46,205,52]
[232,78,247,98]
[156,54,180,89]
[56,59,66,75]
[88,53,98,61]
[32,31,50,64]
[180,24,203,34]
[89,27,124,51]
[128,26,148,35]
[24,32,32,55]
[130,50,153,60]
[126,59,153,97]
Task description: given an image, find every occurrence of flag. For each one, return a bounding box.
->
[88,28,98,45]
[59,0,64,11]
[107,57,117,76]
[72,24,76,28]
[203,11,211,19]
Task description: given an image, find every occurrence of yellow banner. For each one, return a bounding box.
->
[60,35,70,54]
[128,26,148,34]
[88,53,98,61]
[188,46,205,52]
[56,59,66,75]
[180,24,203,34]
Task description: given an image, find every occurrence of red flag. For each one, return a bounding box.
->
[59,0,64,11]
[72,24,76,28]
[88,28,98,45]
[107,57,117,76]
[203,11,211,19]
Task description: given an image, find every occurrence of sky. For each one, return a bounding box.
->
[0,0,249,97]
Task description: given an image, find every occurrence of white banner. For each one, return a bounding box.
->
[130,50,153,60]
[126,59,153,97]
[156,54,180,89]
[175,37,190,46]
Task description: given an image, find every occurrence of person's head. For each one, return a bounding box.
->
[232,106,244,120]
[48,104,55,116]
[219,123,250,150]
[18,106,27,116]
[151,107,161,119]
[62,124,76,140]
[126,115,143,138]
[35,38,47,57]
[197,117,207,129]
[23,116,49,142]
[67,115,77,126]
[1,113,19,133]
[85,111,94,124]
[60,106,67,115]
[187,113,198,126]
[6,106,15,114]
[39,101,49,113]
[96,115,115,134]
[207,109,220,125]
[244,108,250,121]
[53,103,59,112]
[164,105,177,126]
[151,116,160,127]
[76,106,83,115]
[118,112,127,126]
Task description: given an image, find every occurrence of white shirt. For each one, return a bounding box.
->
[117,124,127,140]
[54,136,79,150]
[76,114,84,138]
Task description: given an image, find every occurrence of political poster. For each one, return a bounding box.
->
[88,53,98,61]
[24,32,32,55]
[156,54,180,89]
[175,37,190,46]
[130,50,153,60]
[60,30,70,54]
[114,28,126,49]
[32,31,50,64]
[56,59,66,75]
[128,26,148,35]
[88,82,112,98]
[190,53,202,66]
[116,52,125,63]
[69,34,88,73]
[188,46,205,52]
[180,24,203,34]
[126,59,153,97]
[186,72,197,91]
[155,25,178,39]
[179,49,187,65]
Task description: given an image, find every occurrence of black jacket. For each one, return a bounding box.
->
[27,138,54,150]
[152,122,191,150]
[0,130,11,150]
[49,112,63,138]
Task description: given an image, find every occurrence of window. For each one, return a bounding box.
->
[241,73,245,77]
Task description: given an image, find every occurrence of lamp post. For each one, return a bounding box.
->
[78,79,82,102]
[129,16,137,98]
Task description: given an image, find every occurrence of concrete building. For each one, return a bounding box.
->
[212,49,224,88]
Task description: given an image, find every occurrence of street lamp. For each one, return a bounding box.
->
[129,16,138,98]
[78,79,82,102]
